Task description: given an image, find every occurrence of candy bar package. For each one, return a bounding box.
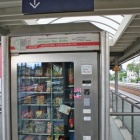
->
[46,136,52,140]
[46,81,51,92]
[35,121,46,133]
[47,107,51,119]
[53,107,64,119]
[53,121,64,134]
[53,64,62,77]
[52,85,63,92]
[34,65,43,77]
[24,96,32,104]
[36,96,45,104]
[22,121,34,133]
[22,110,33,119]
[52,79,63,92]
[25,136,35,140]
[36,84,45,92]
[46,122,52,134]
[35,110,46,119]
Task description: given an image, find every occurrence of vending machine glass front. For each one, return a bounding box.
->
[17,62,74,140]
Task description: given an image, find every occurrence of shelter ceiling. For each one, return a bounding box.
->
[0,0,140,66]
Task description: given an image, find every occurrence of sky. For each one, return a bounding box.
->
[122,59,132,70]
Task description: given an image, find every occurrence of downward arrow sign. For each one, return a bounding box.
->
[30,0,40,9]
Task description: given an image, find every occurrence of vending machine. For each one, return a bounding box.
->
[2,28,109,140]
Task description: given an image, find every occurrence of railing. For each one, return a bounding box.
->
[110,89,140,140]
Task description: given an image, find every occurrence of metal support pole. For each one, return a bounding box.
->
[1,36,11,140]
[100,31,110,140]
[122,99,124,127]
[105,32,110,140]
[116,95,118,113]
[112,91,113,110]
[100,31,106,140]
[115,71,118,93]
[115,71,118,113]
[131,105,134,140]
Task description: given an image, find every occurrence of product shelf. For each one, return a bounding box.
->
[20,77,51,79]
[68,85,74,87]
[52,91,64,94]
[52,77,63,79]
[21,118,51,121]
[21,104,51,106]
[19,92,51,94]
[18,62,75,140]
[20,133,51,136]
[52,104,62,107]
[53,134,64,136]
[53,119,64,121]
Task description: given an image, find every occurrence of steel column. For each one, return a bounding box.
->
[100,31,106,140]
[131,105,134,140]
[100,31,109,140]
[112,91,113,109]
[115,69,118,114]
[122,99,124,127]
[1,36,11,140]
[105,32,110,140]
[115,71,118,93]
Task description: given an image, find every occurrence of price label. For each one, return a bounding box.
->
[83,116,91,121]
[83,136,91,140]
[83,109,91,114]
[81,65,92,75]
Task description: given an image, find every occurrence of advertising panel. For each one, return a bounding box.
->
[10,33,100,53]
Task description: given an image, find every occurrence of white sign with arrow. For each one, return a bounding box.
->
[30,0,40,9]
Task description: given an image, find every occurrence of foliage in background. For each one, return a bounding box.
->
[118,69,127,81]
[127,62,140,82]
[110,67,127,81]
[130,79,136,83]
[110,72,115,81]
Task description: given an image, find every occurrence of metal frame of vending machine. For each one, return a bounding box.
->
[1,23,109,140]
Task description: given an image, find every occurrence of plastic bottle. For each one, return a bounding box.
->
[68,64,74,85]
[69,89,74,100]
[69,111,74,129]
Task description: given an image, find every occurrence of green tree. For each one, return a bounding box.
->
[126,63,135,71]
[110,72,115,81]
[118,70,127,81]
[134,63,140,79]
[127,62,140,81]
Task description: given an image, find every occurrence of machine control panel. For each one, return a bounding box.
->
[75,53,98,140]
[82,80,91,86]
[84,89,90,95]
[84,98,90,106]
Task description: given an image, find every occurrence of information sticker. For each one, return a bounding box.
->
[83,136,91,140]
[74,88,81,99]
[81,65,92,75]
[84,98,90,106]
[58,104,71,115]
[83,116,91,121]
[83,109,91,114]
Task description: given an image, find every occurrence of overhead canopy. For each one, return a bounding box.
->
[0,0,140,66]
[25,15,124,39]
